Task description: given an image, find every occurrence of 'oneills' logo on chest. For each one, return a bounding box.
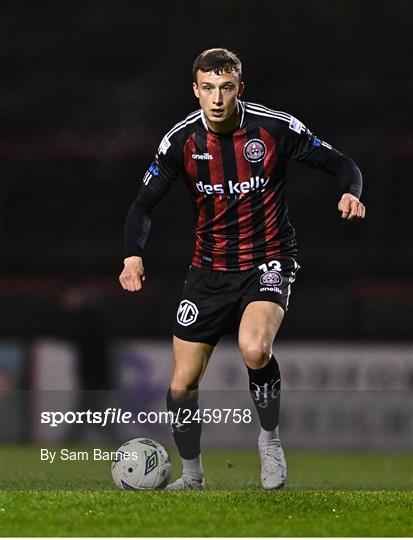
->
[196,176,270,196]
[192,152,213,160]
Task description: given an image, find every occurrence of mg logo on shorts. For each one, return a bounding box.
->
[177,299,199,326]
[260,270,282,286]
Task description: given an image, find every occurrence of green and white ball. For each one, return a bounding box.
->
[111,438,172,490]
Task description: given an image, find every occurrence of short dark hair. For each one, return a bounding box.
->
[192,48,242,82]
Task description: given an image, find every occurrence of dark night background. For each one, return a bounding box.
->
[1,0,412,341]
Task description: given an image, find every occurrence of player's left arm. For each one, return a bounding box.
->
[337,192,366,222]
[279,116,366,222]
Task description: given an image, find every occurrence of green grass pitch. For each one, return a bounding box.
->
[1,446,412,536]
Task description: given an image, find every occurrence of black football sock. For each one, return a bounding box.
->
[247,355,281,432]
[166,388,202,462]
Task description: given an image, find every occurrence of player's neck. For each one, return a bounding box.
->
[205,103,241,134]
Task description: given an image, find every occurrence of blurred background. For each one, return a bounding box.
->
[1,1,412,451]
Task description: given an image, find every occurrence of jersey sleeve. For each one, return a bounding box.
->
[123,131,183,258]
[278,115,363,198]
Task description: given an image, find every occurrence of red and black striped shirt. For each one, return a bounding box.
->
[124,101,362,271]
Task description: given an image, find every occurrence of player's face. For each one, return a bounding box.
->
[193,70,244,133]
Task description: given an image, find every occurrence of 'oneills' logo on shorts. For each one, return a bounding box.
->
[177,300,199,326]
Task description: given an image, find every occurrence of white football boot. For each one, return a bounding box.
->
[165,474,205,491]
[258,438,287,490]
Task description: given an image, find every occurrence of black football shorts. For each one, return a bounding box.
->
[173,257,300,346]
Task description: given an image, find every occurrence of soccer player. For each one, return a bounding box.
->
[119,48,366,490]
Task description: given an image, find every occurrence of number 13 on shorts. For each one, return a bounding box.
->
[258,260,282,273]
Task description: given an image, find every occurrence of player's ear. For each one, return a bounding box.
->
[238,81,245,98]
[193,82,200,99]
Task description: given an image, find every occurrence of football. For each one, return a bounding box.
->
[111,438,172,490]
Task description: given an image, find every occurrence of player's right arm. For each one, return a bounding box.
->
[119,132,183,292]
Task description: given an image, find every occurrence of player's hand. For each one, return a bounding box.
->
[119,256,146,292]
[338,193,366,222]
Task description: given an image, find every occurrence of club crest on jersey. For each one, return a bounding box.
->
[260,270,282,286]
[243,139,267,163]
[177,299,199,326]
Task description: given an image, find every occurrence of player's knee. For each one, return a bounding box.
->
[169,385,199,402]
[240,342,272,369]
